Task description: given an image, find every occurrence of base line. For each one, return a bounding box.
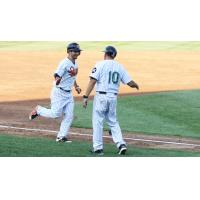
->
[0,124,200,147]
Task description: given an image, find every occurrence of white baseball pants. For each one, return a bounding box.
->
[37,87,74,138]
[92,93,126,151]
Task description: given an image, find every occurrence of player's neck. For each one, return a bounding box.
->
[104,55,114,60]
[67,56,75,64]
[104,58,114,60]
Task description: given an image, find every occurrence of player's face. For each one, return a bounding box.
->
[70,51,81,60]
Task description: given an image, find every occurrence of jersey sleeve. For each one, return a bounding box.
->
[121,67,132,84]
[54,61,67,77]
[89,64,100,81]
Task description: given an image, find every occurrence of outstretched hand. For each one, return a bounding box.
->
[75,86,82,94]
[134,83,139,90]
[127,80,139,90]
[83,96,88,108]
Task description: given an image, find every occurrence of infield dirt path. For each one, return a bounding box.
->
[1,51,200,102]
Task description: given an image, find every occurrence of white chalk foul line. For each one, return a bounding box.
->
[0,124,200,148]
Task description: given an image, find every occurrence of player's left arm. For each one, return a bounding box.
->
[127,80,139,90]
[70,68,81,94]
[83,77,97,108]
[121,66,139,90]
[74,80,81,94]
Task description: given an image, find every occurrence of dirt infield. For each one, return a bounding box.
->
[1,50,200,152]
[1,51,200,102]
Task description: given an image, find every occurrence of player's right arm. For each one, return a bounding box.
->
[83,64,100,108]
[85,77,97,97]
[54,73,62,85]
[83,77,97,108]
[54,60,66,85]
[86,64,101,96]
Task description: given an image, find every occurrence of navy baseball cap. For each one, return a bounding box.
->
[103,46,117,58]
[67,43,82,52]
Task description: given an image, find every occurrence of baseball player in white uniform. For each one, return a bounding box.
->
[83,46,139,155]
[29,43,82,142]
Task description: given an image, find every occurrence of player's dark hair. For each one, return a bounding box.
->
[103,46,117,58]
[67,42,82,53]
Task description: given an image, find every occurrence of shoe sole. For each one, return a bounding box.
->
[29,111,38,120]
[29,115,34,120]
[29,106,39,120]
[89,150,104,156]
[29,115,38,120]
[118,147,127,155]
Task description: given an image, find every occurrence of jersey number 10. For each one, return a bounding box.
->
[108,71,119,84]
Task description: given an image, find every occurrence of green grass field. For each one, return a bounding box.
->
[0,41,199,156]
[72,90,200,138]
[0,134,199,157]
[1,89,199,157]
[1,41,200,51]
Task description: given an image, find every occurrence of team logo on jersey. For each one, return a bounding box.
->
[92,67,97,73]
[68,67,77,77]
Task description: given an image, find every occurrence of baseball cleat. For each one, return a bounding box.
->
[56,137,72,143]
[118,144,127,155]
[90,149,104,156]
[29,107,38,120]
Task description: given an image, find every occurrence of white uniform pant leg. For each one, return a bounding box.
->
[37,88,64,118]
[106,97,126,148]
[57,96,74,138]
[37,105,62,118]
[92,95,106,151]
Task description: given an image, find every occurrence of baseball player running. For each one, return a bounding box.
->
[83,46,139,155]
[29,42,82,142]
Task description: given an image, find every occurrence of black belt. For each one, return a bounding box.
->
[97,91,117,95]
[59,88,71,93]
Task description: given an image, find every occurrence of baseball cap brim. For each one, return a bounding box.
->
[68,48,82,52]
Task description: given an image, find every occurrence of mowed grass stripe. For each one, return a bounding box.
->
[1,41,200,51]
[72,90,200,138]
[0,134,200,157]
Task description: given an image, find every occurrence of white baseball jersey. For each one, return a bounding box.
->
[37,57,78,139]
[90,60,132,94]
[54,58,78,91]
[90,59,132,151]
